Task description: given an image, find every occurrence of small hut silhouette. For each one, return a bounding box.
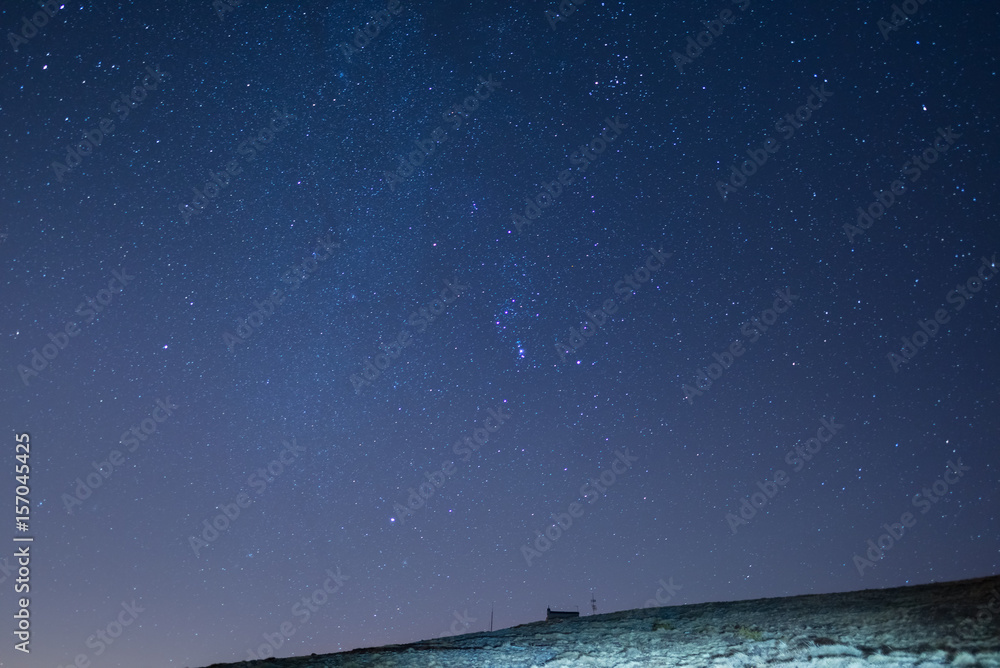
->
[545,607,580,621]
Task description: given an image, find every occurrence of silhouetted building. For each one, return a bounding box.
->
[546,607,579,621]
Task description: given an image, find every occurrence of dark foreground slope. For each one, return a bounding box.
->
[208,575,1000,668]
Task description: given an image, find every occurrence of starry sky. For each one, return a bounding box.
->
[1,1,998,666]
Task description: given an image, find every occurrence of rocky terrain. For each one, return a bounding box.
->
[205,575,1000,668]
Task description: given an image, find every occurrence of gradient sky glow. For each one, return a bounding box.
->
[1,1,998,667]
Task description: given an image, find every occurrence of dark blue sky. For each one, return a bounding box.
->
[1,1,997,666]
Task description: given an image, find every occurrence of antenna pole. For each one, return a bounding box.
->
[490,603,494,632]
[590,590,597,615]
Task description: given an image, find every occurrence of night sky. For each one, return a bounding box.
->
[1,0,998,666]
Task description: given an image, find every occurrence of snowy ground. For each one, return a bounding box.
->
[213,575,999,668]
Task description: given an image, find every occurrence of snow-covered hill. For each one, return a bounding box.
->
[206,575,1000,668]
